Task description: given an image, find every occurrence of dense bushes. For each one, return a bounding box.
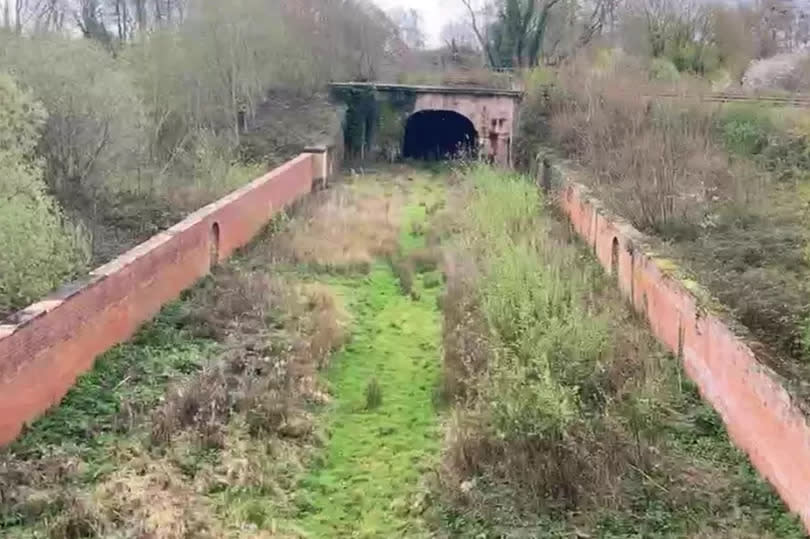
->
[716,104,810,184]
[717,104,774,156]
[649,57,681,82]
[0,74,88,317]
[439,166,619,514]
[453,167,608,438]
[0,33,147,200]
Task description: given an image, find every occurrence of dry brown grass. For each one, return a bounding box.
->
[438,251,489,403]
[548,60,749,235]
[151,275,346,448]
[275,185,402,272]
[43,270,345,537]
[183,266,288,340]
[2,442,223,539]
[0,451,85,529]
[90,453,221,539]
[438,409,635,520]
[297,283,350,370]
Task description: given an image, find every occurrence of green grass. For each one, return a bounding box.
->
[293,263,441,537]
[290,183,444,538]
[8,301,213,458]
[1,300,215,535]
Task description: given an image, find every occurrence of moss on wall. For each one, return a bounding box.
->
[331,87,416,161]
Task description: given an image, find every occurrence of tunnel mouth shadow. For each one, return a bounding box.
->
[402,110,478,161]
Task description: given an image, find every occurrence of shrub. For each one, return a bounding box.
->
[649,58,680,83]
[715,104,773,156]
[547,61,738,234]
[0,33,147,199]
[665,41,721,75]
[0,73,89,317]
[437,166,645,518]
[457,167,608,439]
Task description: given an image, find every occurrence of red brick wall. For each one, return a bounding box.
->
[0,154,315,446]
[559,181,810,531]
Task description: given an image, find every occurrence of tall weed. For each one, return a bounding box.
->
[446,164,609,444]
[546,60,743,235]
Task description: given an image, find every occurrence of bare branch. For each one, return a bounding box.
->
[461,0,497,67]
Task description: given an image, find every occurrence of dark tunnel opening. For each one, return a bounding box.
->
[402,110,478,161]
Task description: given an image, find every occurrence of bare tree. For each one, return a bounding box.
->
[133,0,145,31]
[388,7,425,50]
[441,19,479,50]
[74,0,112,45]
[578,0,623,46]
[461,0,498,66]
[626,0,710,58]
[461,0,571,68]
[14,0,25,33]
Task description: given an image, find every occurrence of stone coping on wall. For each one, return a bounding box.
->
[0,150,329,446]
[546,155,810,531]
[0,155,311,338]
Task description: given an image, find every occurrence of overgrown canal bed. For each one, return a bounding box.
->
[432,165,804,538]
[0,164,804,538]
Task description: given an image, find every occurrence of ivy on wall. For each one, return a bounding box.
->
[331,86,417,161]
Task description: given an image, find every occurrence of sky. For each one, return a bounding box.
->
[372,0,467,48]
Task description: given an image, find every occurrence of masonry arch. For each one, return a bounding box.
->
[611,237,620,277]
[209,222,221,270]
[402,110,478,161]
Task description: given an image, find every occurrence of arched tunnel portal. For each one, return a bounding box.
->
[402,110,478,161]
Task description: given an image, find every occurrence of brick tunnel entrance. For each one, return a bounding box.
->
[402,110,478,161]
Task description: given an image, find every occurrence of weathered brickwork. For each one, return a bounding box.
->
[0,153,317,446]
[560,179,810,531]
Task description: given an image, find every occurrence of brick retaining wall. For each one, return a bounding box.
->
[558,177,810,531]
[0,152,321,446]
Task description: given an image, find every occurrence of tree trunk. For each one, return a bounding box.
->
[14,0,24,34]
[153,0,162,25]
[115,0,123,40]
[134,0,146,32]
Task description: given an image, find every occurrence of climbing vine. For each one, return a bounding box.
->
[331,86,417,161]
